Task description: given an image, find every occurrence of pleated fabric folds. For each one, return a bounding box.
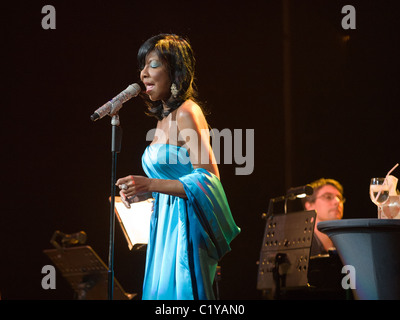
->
[141,144,240,300]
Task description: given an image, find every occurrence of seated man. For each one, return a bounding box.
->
[302,178,345,256]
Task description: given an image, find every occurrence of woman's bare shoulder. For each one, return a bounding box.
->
[176,100,206,129]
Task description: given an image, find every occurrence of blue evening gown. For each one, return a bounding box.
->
[141,143,240,300]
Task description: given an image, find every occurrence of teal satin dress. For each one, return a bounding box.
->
[141,144,240,300]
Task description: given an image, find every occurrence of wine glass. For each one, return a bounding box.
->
[370,178,390,218]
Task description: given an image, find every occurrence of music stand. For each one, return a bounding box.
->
[43,245,136,300]
[257,210,316,299]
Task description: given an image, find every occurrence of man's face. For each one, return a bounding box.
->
[305,185,344,222]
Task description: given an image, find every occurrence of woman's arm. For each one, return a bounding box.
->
[116,175,187,201]
[176,101,220,179]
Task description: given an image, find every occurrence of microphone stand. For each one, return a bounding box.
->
[108,113,122,300]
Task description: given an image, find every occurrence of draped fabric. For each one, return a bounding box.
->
[141,144,240,300]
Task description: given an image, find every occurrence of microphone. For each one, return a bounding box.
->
[90,83,141,121]
[286,184,313,200]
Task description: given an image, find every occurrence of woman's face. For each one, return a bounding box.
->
[140,51,171,102]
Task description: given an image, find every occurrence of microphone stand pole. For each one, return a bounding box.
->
[108,113,122,300]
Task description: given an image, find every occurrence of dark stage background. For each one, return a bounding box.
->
[2,0,399,300]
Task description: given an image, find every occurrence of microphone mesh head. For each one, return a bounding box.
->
[305,185,314,196]
[128,83,141,96]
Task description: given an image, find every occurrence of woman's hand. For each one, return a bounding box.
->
[116,175,152,208]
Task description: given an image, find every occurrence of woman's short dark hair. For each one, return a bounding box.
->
[138,34,199,120]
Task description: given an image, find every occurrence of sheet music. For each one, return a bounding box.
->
[114,196,154,250]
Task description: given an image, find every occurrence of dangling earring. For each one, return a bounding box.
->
[171,83,178,99]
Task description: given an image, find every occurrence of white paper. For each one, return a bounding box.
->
[114,196,153,250]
